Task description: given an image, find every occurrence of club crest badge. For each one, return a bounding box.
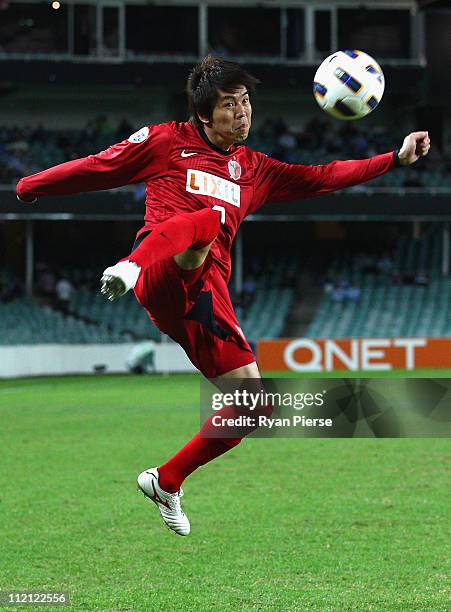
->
[228,159,241,181]
[128,126,149,143]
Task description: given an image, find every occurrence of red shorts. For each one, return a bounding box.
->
[133,253,255,378]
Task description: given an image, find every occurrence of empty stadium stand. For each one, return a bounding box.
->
[1,230,449,345]
[0,252,298,344]
[306,227,450,338]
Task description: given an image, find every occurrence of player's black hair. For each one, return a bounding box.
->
[187,55,260,126]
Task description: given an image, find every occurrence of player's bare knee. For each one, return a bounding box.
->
[174,243,212,270]
[219,361,261,379]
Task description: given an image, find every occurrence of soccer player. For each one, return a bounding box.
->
[16,55,430,536]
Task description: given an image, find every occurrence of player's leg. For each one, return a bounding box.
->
[218,360,260,379]
[137,361,264,536]
[101,208,221,300]
[161,362,260,477]
[135,258,267,535]
[156,361,272,495]
[153,273,270,493]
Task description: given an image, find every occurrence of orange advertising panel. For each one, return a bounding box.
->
[257,337,451,372]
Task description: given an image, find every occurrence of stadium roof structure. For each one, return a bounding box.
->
[2,189,451,222]
[1,0,426,70]
[3,0,419,6]
[417,0,451,8]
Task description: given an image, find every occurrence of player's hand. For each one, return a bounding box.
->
[16,194,38,204]
[16,178,38,204]
[398,131,430,166]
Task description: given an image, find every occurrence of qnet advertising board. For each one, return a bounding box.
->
[257,337,451,372]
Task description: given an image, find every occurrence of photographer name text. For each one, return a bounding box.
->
[211,415,333,428]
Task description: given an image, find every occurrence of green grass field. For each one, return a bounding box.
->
[1,372,450,611]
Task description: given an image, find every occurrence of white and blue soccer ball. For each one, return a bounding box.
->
[313,50,385,121]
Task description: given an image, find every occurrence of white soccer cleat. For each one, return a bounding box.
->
[100,260,141,301]
[137,468,190,536]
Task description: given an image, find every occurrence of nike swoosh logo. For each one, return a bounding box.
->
[181,150,199,157]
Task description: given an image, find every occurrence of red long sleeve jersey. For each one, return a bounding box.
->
[16,120,396,282]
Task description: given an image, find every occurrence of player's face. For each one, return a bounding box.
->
[205,86,252,148]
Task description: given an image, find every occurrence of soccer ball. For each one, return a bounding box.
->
[313,50,385,121]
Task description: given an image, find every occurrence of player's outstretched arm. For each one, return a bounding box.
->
[253,131,431,207]
[15,125,160,204]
